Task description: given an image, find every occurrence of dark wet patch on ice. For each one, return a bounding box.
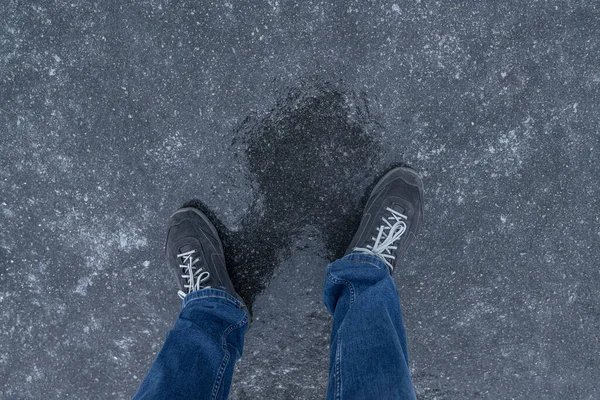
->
[185,80,399,309]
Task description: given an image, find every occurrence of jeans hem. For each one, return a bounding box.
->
[338,252,390,272]
[182,288,246,311]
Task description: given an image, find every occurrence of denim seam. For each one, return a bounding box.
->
[210,313,249,400]
[183,288,244,310]
[341,253,390,271]
[326,270,354,400]
[326,272,356,306]
[350,259,386,268]
[335,331,343,400]
[211,348,230,400]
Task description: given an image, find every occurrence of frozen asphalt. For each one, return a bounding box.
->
[1,1,599,399]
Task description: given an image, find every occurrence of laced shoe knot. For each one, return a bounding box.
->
[177,249,211,299]
[353,207,408,272]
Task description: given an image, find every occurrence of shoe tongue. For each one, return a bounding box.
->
[390,203,407,215]
[178,243,196,255]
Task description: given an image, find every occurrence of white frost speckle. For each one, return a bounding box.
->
[47,212,152,295]
[118,229,148,251]
[49,68,56,76]
[75,276,93,295]
[267,0,280,13]
[143,260,150,267]
[392,4,401,13]
[416,144,446,161]
[2,206,14,218]
[500,215,507,224]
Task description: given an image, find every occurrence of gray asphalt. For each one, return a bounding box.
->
[1,1,599,399]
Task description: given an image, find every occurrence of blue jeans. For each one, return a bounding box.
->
[133,254,416,399]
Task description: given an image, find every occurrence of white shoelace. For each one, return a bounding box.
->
[353,207,408,272]
[177,249,211,299]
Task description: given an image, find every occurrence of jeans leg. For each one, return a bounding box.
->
[323,253,416,400]
[133,288,249,400]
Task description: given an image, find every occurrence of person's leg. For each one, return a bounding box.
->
[134,207,249,400]
[323,167,423,400]
[323,254,415,399]
[133,289,248,400]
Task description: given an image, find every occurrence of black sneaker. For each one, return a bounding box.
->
[346,167,424,274]
[165,207,247,311]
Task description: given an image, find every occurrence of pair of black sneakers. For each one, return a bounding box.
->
[165,167,424,311]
